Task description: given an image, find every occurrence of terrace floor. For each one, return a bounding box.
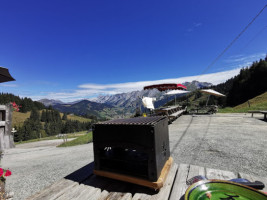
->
[2,113,267,199]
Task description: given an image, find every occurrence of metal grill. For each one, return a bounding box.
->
[93,116,170,181]
[96,116,166,125]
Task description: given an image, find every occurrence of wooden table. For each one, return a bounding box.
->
[261,111,267,120]
[248,110,267,119]
[155,106,185,123]
[27,162,267,200]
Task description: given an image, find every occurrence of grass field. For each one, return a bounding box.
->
[57,132,93,147]
[219,92,267,113]
[14,131,88,145]
[59,113,92,122]
[12,110,91,127]
[12,111,31,127]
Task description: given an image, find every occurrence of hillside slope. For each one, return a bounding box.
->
[12,110,91,127]
[220,91,267,113]
[52,100,119,120]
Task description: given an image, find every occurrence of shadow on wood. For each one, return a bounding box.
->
[64,162,158,196]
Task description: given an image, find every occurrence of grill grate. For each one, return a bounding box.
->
[96,116,166,125]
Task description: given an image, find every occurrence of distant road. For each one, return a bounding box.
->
[2,139,93,200]
[14,138,76,149]
[2,113,267,200]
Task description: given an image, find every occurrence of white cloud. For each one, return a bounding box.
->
[19,52,267,102]
[187,22,202,32]
[31,68,241,102]
[224,53,266,67]
[0,83,18,87]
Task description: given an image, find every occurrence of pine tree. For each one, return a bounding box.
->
[62,113,67,120]
[30,108,40,121]
[46,110,52,122]
[41,110,47,122]
[13,125,23,142]
[20,108,43,140]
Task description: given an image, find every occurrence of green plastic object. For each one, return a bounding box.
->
[185,180,267,200]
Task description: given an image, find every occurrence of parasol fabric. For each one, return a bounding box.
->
[144,83,187,91]
[0,67,15,83]
[164,90,190,95]
[200,89,225,97]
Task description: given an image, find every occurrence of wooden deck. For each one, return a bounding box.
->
[26,162,267,200]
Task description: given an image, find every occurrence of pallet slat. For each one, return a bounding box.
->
[26,163,267,200]
[149,163,178,200]
[26,179,78,200]
[94,157,173,190]
[168,164,189,200]
[206,168,236,180]
[187,165,205,181]
[105,192,132,200]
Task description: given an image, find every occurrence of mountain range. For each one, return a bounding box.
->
[38,80,212,119]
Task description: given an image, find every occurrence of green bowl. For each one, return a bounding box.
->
[185,180,267,200]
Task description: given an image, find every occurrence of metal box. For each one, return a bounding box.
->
[93,116,170,181]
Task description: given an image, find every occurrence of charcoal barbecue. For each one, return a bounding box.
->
[93,116,170,184]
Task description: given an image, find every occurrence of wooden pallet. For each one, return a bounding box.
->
[94,157,173,190]
[27,162,267,200]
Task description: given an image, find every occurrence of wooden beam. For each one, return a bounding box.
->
[94,157,173,190]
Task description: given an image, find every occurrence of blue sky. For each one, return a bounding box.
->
[0,0,266,102]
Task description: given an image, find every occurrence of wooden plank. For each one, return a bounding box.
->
[206,168,237,180]
[94,157,173,190]
[82,174,112,192]
[27,162,95,200]
[186,165,205,182]
[132,160,176,200]
[168,164,189,200]
[73,187,101,200]
[57,184,100,200]
[85,175,134,200]
[239,173,267,193]
[169,111,184,118]
[64,162,94,183]
[97,190,110,200]
[26,179,78,200]
[149,163,178,200]
[91,176,134,200]
[104,192,132,200]
[55,184,87,200]
[132,193,151,200]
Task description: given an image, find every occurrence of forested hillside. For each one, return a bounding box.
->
[0,93,93,142]
[13,109,93,142]
[213,56,267,107]
[0,93,45,112]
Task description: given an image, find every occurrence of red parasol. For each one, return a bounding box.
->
[144,83,187,91]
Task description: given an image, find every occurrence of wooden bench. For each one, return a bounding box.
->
[189,105,218,115]
[155,106,186,123]
[169,110,185,119]
[261,111,267,120]
[26,162,267,200]
[248,110,267,119]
